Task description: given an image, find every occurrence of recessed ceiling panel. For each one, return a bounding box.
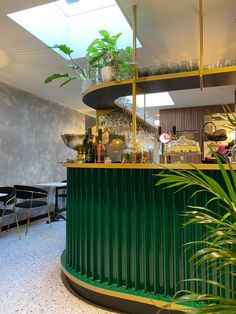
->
[7,0,141,60]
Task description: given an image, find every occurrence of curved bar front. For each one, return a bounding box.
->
[61,163,236,314]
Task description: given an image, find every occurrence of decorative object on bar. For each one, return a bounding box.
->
[202,105,235,163]
[44,45,98,89]
[121,145,150,164]
[155,150,236,313]
[61,133,93,162]
[203,121,227,142]
[86,29,132,82]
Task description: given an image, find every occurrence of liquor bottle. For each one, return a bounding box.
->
[83,131,88,162]
[171,125,178,140]
[85,128,95,163]
[96,128,105,163]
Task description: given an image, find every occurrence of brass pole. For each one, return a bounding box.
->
[199,0,203,90]
[144,94,146,122]
[132,4,137,145]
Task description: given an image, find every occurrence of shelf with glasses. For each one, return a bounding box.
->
[82,66,236,110]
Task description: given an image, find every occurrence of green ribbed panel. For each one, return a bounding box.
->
[66,168,235,299]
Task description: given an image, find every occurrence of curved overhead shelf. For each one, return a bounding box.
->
[82,66,236,110]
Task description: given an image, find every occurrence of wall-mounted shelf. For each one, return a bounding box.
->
[82,66,236,110]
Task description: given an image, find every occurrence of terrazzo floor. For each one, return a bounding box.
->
[0,218,119,314]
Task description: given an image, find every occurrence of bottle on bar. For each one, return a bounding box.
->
[85,128,95,163]
[96,129,105,163]
[171,125,178,140]
[83,131,88,162]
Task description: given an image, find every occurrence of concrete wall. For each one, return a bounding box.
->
[0,81,85,186]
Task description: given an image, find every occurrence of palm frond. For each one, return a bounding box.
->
[155,149,236,313]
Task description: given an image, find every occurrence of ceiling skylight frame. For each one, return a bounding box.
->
[126,92,175,108]
[7,0,142,60]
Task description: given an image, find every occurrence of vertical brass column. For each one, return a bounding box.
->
[132,5,137,145]
[199,0,203,90]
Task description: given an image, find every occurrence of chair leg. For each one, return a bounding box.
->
[0,206,6,234]
[0,218,3,234]
[14,213,21,239]
[7,214,13,231]
[47,207,51,228]
[25,207,32,236]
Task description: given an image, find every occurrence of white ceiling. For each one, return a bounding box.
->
[0,0,235,118]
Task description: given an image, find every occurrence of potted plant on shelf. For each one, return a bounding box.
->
[44,44,98,92]
[86,29,133,82]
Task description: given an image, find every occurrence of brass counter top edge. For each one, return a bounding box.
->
[64,162,236,170]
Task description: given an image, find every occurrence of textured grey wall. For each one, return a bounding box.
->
[0,81,85,225]
[0,81,84,185]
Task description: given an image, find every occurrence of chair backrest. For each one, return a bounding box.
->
[14,185,48,200]
[0,187,16,206]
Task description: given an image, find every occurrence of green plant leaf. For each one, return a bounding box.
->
[44,72,70,84]
[59,77,77,87]
[49,44,74,56]
[99,29,110,37]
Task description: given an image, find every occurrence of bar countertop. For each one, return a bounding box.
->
[64,162,236,170]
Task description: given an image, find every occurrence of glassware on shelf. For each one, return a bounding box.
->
[189,59,199,71]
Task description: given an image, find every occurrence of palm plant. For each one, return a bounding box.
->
[155,151,236,313]
[222,104,236,129]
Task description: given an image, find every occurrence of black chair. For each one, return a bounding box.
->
[14,185,50,235]
[0,187,20,238]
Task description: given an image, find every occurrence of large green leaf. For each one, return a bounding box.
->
[49,44,73,56]
[99,29,110,37]
[44,72,70,84]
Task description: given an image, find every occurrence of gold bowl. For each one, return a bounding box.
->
[61,134,86,151]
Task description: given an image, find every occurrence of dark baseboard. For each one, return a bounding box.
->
[63,273,184,314]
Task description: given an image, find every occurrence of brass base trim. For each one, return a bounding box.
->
[61,264,190,312]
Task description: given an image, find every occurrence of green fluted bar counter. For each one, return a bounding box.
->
[61,163,236,314]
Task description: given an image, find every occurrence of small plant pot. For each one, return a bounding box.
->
[82,79,95,93]
[101,66,114,82]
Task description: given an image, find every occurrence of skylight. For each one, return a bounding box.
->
[126,92,175,108]
[7,0,141,60]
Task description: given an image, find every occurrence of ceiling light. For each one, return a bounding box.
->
[65,0,80,4]
[126,92,175,108]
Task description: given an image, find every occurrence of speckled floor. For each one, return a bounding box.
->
[0,219,119,314]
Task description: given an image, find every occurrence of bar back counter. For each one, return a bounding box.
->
[61,163,236,313]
